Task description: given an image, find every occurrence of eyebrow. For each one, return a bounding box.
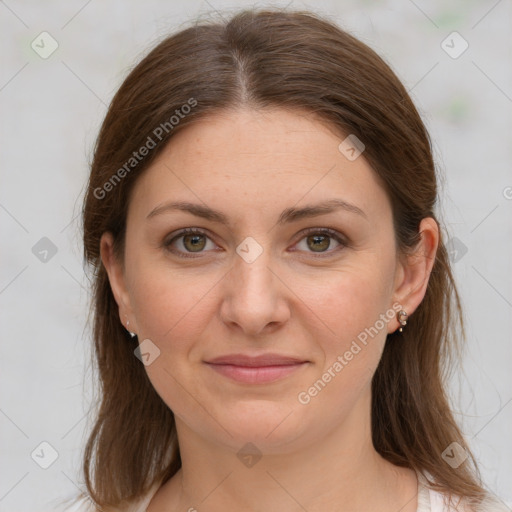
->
[146,198,368,224]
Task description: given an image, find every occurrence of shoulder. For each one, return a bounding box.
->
[51,495,94,512]
[472,495,512,512]
[427,485,510,512]
[418,472,510,512]
[431,490,510,512]
[54,482,161,512]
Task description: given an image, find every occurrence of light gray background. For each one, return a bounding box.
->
[1,1,511,510]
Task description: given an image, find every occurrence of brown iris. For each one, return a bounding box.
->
[307,234,330,252]
[183,233,206,252]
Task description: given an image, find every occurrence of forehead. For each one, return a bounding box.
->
[128,108,391,225]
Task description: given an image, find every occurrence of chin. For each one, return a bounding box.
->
[210,401,313,453]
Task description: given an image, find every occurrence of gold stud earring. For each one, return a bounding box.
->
[397,310,408,332]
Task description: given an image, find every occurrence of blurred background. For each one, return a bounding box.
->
[1,0,511,510]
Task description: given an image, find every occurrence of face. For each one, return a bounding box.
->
[102,108,422,455]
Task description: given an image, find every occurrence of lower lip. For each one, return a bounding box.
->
[205,362,307,384]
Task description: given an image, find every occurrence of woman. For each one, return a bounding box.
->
[67,8,506,512]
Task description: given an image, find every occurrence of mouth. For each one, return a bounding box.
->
[203,353,309,384]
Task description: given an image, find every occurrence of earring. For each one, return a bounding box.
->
[125,318,137,338]
[397,310,408,332]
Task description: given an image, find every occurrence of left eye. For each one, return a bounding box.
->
[294,228,345,255]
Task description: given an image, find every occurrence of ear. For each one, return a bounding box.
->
[389,217,439,333]
[100,231,138,334]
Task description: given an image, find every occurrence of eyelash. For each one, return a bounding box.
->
[163,227,348,259]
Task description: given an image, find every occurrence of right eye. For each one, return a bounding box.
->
[164,228,219,258]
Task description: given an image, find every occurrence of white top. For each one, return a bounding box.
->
[58,471,509,511]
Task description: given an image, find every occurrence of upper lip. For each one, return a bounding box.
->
[205,353,308,367]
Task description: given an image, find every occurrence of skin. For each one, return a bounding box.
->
[101,108,438,512]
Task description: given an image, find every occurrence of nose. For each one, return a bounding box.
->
[219,243,291,336]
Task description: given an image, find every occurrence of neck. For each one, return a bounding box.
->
[154,389,418,511]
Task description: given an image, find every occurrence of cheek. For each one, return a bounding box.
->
[127,265,219,412]
[293,273,391,422]
[129,264,217,344]
[298,261,394,393]
[300,262,393,342]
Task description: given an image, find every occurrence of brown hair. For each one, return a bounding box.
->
[77,8,489,510]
